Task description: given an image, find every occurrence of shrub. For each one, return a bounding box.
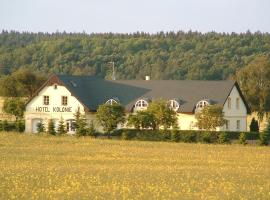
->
[37,122,45,133]
[171,131,181,142]
[57,118,66,135]
[15,120,25,132]
[2,120,9,131]
[201,132,212,143]
[239,132,247,145]
[259,132,270,146]
[182,131,197,143]
[87,121,99,138]
[218,132,230,144]
[47,119,56,135]
[121,130,136,140]
[249,118,259,132]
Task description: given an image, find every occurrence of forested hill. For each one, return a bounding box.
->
[0,30,270,80]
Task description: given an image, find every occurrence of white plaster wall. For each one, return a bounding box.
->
[222,86,247,132]
[25,85,85,133]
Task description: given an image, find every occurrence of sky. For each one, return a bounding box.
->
[0,0,269,34]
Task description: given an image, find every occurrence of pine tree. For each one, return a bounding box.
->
[37,122,45,133]
[47,119,56,135]
[250,118,259,132]
[57,118,66,135]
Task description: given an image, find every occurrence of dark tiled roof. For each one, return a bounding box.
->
[57,75,237,113]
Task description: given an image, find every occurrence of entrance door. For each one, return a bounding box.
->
[32,118,42,133]
[66,119,76,134]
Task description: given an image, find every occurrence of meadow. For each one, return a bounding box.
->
[0,133,270,199]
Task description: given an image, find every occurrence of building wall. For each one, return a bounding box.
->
[25,85,85,133]
[222,86,247,132]
[25,85,248,133]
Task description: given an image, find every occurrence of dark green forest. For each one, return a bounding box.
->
[0,30,270,80]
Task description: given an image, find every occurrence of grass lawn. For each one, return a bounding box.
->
[0,133,270,199]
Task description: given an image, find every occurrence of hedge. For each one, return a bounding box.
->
[0,120,25,132]
[113,129,260,144]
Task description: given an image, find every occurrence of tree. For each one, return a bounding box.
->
[259,118,270,145]
[14,68,46,97]
[37,122,45,133]
[0,76,19,97]
[87,120,98,137]
[57,117,66,135]
[47,119,56,135]
[127,110,156,130]
[237,55,270,122]
[96,104,125,137]
[195,105,227,131]
[147,99,178,130]
[249,118,259,132]
[74,108,87,137]
[3,98,25,120]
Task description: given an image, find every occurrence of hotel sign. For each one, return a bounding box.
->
[35,106,72,113]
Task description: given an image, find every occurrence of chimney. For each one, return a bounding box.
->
[145,76,150,81]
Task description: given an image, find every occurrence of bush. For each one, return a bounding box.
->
[2,120,10,131]
[201,132,212,143]
[15,120,25,132]
[171,131,181,142]
[182,131,197,143]
[37,122,45,133]
[259,132,270,146]
[218,132,230,144]
[87,121,99,138]
[47,119,56,135]
[250,118,259,132]
[239,132,247,145]
[121,130,137,140]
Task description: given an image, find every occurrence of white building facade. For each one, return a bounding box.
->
[25,74,250,133]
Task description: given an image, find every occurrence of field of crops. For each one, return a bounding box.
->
[0,133,270,199]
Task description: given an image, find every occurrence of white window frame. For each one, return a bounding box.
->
[169,100,180,111]
[225,120,230,130]
[106,99,119,105]
[196,100,209,109]
[135,99,148,108]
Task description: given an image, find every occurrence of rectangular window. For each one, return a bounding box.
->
[62,96,68,106]
[225,120,230,130]
[236,98,240,109]
[236,120,240,130]
[43,96,49,105]
[227,97,231,109]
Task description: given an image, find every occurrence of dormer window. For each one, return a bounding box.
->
[106,98,119,105]
[196,100,209,109]
[135,99,148,108]
[169,100,180,111]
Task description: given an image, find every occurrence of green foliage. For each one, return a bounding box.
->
[171,131,181,142]
[3,98,25,120]
[87,121,98,137]
[182,132,197,143]
[259,120,270,145]
[2,120,9,131]
[96,104,125,137]
[15,120,25,132]
[147,99,178,130]
[218,132,230,144]
[127,111,156,130]
[37,122,45,133]
[0,68,46,97]
[249,118,259,132]
[47,119,56,135]
[201,132,212,143]
[239,132,247,145]
[237,55,270,118]
[57,118,66,135]
[195,105,227,131]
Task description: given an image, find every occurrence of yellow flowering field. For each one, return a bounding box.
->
[0,133,270,200]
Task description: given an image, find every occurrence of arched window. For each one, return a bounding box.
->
[236,97,240,109]
[135,99,148,108]
[106,99,119,105]
[196,100,209,109]
[168,99,180,111]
